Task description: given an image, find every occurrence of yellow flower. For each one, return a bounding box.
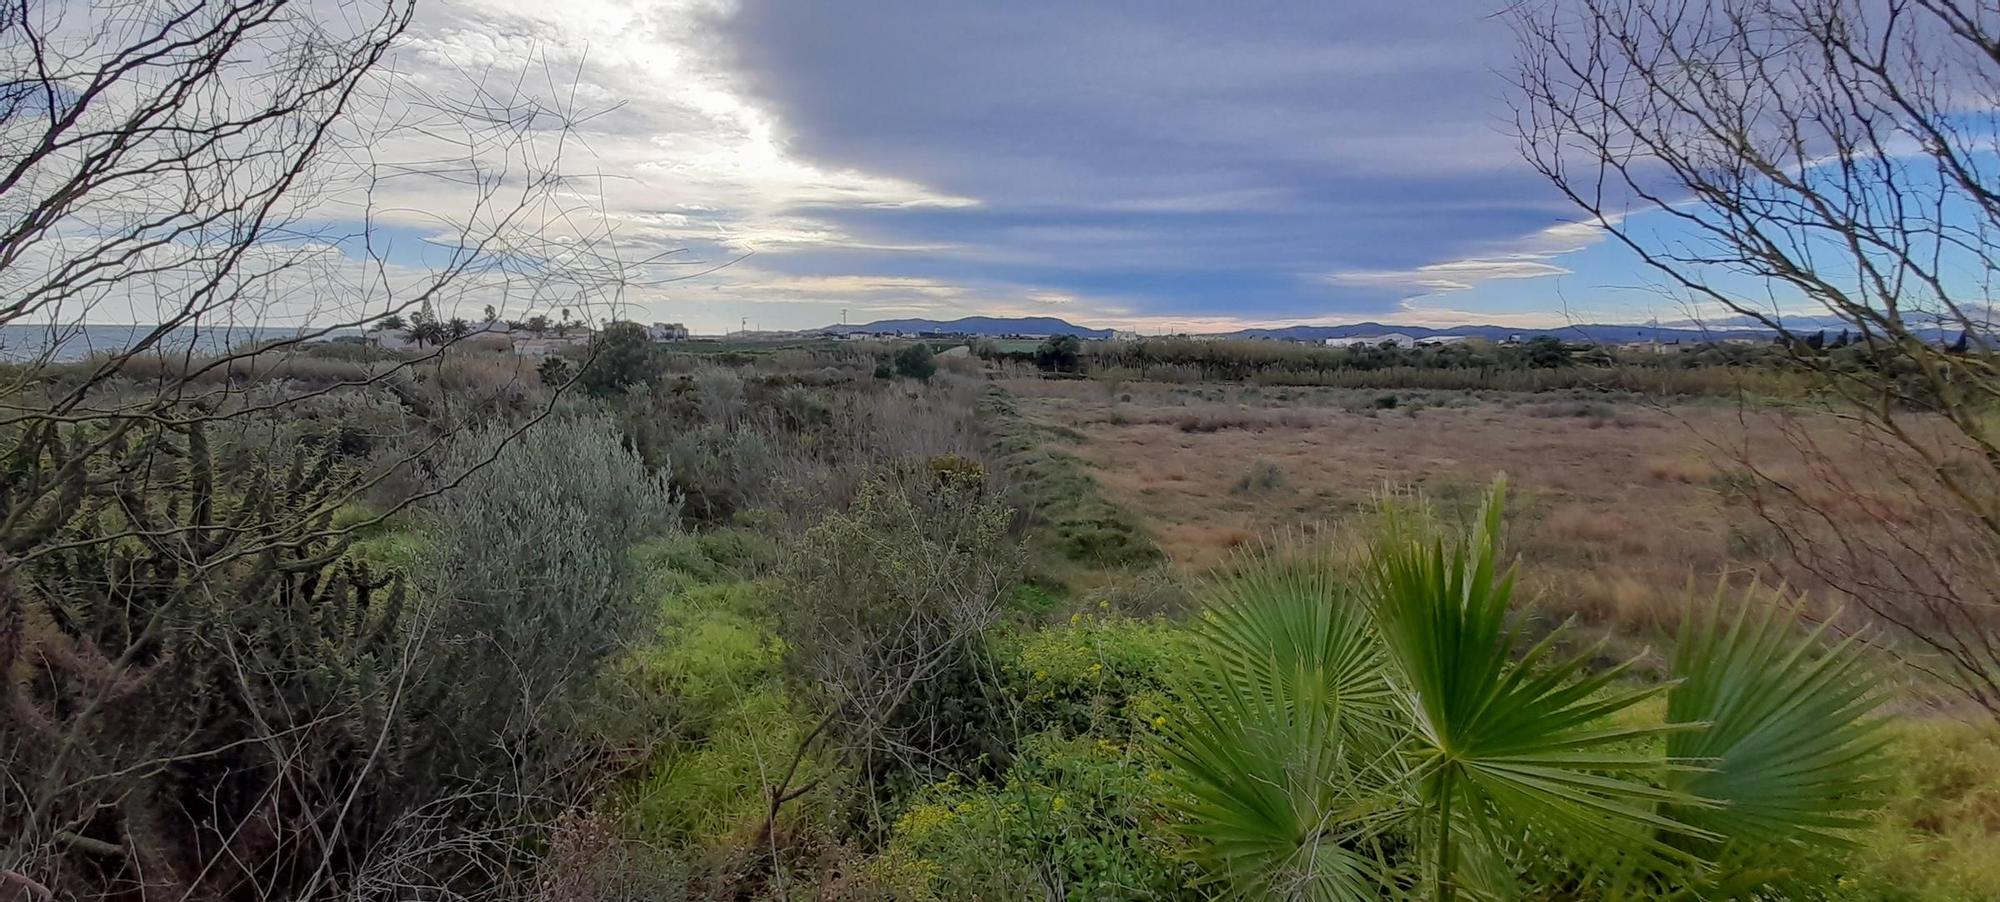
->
[1151,715,1167,729]
[1050,795,1066,812]
[1088,662,1103,676]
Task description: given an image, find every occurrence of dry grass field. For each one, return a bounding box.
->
[1003,377,1875,639]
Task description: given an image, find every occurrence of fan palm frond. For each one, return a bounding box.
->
[1664,585,1890,862]
[1366,480,1703,900]
[1161,540,1408,900]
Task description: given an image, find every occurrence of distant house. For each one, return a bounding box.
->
[1113,330,1143,342]
[1323,333,1470,348]
[646,322,690,342]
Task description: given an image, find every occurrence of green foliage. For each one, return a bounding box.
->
[630,527,778,596]
[1159,543,1407,899]
[981,388,1160,566]
[0,420,431,897]
[623,686,830,845]
[999,609,1188,738]
[417,411,680,785]
[1035,334,1084,373]
[777,473,1023,815]
[582,320,657,394]
[1157,482,1892,900]
[537,353,573,386]
[1371,484,1693,897]
[1833,720,2000,900]
[1523,335,1572,368]
[880,731,1196,901]
[894,342,938,381]
[1659,586,1890,892]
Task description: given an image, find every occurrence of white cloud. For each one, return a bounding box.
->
[1330,258,1572,293]
[1323,217,1612,302]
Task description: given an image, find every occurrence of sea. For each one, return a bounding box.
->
[0,324,364,363]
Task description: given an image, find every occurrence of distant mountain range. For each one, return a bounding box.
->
[818,315,1975,344]
[1223,322,1779,344]
[824,316,1114,339]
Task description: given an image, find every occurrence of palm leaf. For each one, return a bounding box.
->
[1664,584,1891,858]
[1160,540,1409,900]
[1365,480,1704,899]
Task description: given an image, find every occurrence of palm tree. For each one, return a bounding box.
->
[1161,481,1885,899]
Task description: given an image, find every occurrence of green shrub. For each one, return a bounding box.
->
[894,343,937,381]
[776,474,1024,822]
[981,389,1161,566]
[622,686,831,845]
[0,424,433,898]
[1833,720,2000,901]
[417,411,680,786]
[581,320,658,395]
[877,731,1197,900]
[996,611,1189,739]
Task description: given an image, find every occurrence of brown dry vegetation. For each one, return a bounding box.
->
[1003,378,1896,642]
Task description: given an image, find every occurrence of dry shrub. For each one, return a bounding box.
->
[1541,504,1650,555]
[1647,456,1717,484]
[1536,571,1681,635]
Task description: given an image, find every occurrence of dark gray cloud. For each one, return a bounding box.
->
[708,0,1578,322]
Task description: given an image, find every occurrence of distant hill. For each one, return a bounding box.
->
[814,314,1973,345]
[824,316,1113,339]
[1224,321,1780,344]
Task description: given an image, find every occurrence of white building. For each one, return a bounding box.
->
[1323,333,1471,348]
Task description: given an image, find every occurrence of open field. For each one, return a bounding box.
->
[1002,378,1876,638]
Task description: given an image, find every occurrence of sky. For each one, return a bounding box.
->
[313,0,1765,336]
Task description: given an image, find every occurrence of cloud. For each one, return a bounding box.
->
[1331,259,1573,293]
[694,0,1613,327]
[241,0,1638,333]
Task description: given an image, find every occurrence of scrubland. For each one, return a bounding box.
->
[9,337,1999,900]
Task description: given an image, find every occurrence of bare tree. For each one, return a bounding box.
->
[1514,0,2000,714]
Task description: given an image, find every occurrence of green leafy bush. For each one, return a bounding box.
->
[775,473,1023,819]
[894,343,937,381]
[878,731,1197,900]
[996,610,1188,739]
[416,411,680,787]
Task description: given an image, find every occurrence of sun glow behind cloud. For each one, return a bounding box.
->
[337,0,1692,334]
